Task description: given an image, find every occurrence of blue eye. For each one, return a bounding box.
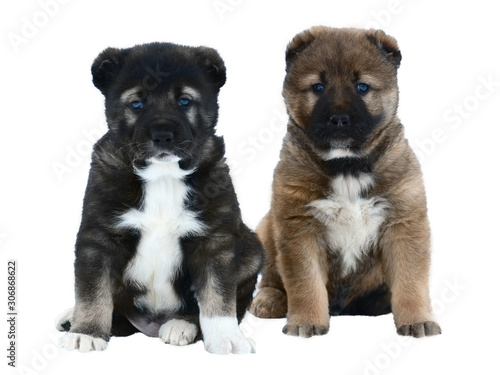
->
[312,83,325,93]
[356,83,370,94]
[131,100,144,109]
[178,97,191,107]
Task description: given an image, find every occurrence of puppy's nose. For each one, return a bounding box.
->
[151,131,175,148]
[329,114,350,127]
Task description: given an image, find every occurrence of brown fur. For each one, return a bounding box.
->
[250,27,441,338]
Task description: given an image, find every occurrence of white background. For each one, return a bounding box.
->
[2,0,499,374]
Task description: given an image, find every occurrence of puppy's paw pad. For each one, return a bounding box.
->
[60,332,108,353]
[54,307,74,332]
[282,323,329,338]
[159,319,198,346]
[397,321,441,338]
[249,287,287,318]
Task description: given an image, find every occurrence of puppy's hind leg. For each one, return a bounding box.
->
[250,213,288,319]
[56,308,138,338]
[159,314,200,346]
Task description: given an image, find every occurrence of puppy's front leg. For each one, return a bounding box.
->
[381,221,441,338]
[61,250,114,352]
[190,250,255,354]
[279,220,330,338]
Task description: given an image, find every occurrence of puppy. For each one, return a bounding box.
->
[55,42,263,354]
[250,27,441,339]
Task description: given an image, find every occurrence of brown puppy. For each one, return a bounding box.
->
[250,27,441,339]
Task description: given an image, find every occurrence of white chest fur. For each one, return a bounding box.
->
[117,159,204,313]
[308,173,388,274]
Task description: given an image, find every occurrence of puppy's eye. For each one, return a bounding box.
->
[312,83,325,93]
[178,97,191,107]
[131,100,144,109]
[356,83,370,94]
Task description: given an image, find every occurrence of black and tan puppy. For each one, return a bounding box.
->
[55,42,263,354]
[250,27,441,338]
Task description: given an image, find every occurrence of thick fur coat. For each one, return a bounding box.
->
[250,27,441,339]
[56,42,263,354]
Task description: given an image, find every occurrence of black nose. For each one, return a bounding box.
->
[329,114,350,127]
[151,131,175,148]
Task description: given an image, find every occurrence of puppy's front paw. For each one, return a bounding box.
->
[397,321,441,338]
[200,316,256,355]
[60,332,108,353]
[204,332,256,355]
[159,319,198,346]
[282,323,329,338]
[250,287,287,318]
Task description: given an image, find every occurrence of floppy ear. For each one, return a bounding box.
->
[91,47,129,95]
[366,29,402,69]
[195,47,226,89]
[285,26,324,71]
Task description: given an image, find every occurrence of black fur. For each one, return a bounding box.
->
[307,85,380,155]
[324,157,373,177]
[63,42,263,344]
[340,284,392,316]
[328,283,392,317]
[366,34,402,69]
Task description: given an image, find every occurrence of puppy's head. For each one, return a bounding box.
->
[92,42,226,170]
[283,27,401,158]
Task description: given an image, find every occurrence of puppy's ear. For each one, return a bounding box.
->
[285,26,323,71]
[367,29,402,69]
[91,47,129,95]
[195,47,226,89]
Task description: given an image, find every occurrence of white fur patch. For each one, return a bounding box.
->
[300,73,322,88]
[182,86,201,101]
[118,159,204,313]
[185,106,197,124]
[200,315,256,355]
[159,319,198,346]
[308,173,388,274]
[60,332,108,353]
[320,148,359,160]
[120,86,142,103]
